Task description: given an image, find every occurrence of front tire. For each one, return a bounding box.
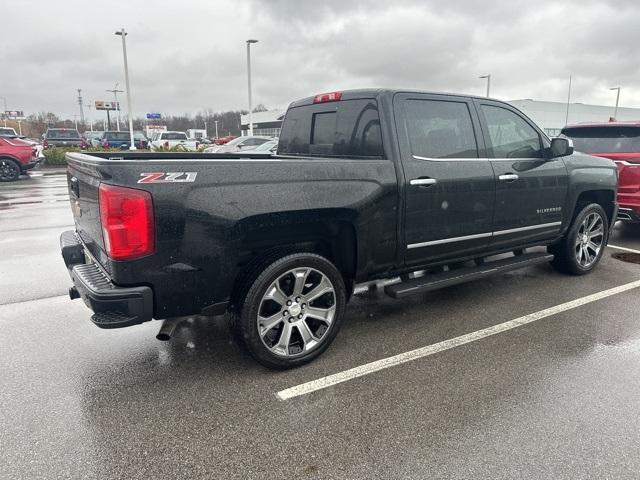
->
[0,159,21,182]
[550,203,608,275]
[233,253,347,369]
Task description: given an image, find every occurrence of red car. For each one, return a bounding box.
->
[0,136,39,182]
[214,135,237,145]
[562,122,640,223]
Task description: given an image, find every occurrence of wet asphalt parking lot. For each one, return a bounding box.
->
[2,169,640,479]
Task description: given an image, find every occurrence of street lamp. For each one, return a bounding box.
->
[479,74,491,98]
[246,39,258,136]
[115,28,136,150]
[0,96,7,127]
[610,86,621,119]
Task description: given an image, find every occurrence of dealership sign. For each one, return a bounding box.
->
[146,112,161,119]
[4,110,25,119]
[95,101,120,111]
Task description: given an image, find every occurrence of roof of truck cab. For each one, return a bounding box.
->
[287,88,512,109]
[563,121,640,129]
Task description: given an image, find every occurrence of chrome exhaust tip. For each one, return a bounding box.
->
[156,318,181,341]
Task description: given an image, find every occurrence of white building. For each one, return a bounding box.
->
[508,99,640,137]
[240,110,285,137]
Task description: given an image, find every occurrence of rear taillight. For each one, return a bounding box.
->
[313,91,342,103]
[80,139,88,149]
[43,139,49,149]
[102,140,109,149]
[99,183,154,260]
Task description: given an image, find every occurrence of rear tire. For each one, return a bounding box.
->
[550,203,608,275]
[0,159,21,182]
[232,252,347,369]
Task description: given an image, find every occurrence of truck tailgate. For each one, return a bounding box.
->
[67,159,106,267]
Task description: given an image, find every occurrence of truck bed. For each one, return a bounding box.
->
[64,151,398,320]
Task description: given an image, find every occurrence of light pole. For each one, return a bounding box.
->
[214,120,219,139]
[115,28,137,150]
[246,39,258,136]
[479,74,491,97]
[204,120,208,138]
[565,75,572,126]
[77,89,85,126]
[85,102,94,131]
[1,96,6,127]
[610,86,621,119]
[106,83,124,131]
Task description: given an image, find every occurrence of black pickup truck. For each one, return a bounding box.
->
[61,89,618,368]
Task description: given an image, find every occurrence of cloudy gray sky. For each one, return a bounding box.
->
[2,0,639,119]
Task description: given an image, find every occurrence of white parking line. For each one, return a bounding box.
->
[608,244,640,255]
[277,279,640,400]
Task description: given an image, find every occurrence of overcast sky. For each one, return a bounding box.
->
[2,0,640,119]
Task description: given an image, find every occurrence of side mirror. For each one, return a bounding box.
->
[549,137,574,157]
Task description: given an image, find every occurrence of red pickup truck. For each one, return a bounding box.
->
[562,122,640,222]
[0,136,39,182]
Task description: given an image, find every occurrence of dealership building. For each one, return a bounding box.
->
[240,100,640,139]
[240,110,285,137]
[509,99,640,136]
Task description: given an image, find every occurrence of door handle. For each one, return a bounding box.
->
[498,173,519,182]
[410,178,437,186]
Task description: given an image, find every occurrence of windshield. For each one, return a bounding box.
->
[224,137,245,147]
[253,140,277,151]
[561,126,640,154]
[0,127,17,136]
[47,129,80,139]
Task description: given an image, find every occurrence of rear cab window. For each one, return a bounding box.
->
[162,132,188,140]
[279,98,384,158]
[561,126,640,154]
[47,129,80,139]
[106,132,130,141]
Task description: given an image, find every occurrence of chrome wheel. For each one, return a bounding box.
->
[257,267,336,358]
[575,211,604,268]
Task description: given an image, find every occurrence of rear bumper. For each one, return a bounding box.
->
[60,230,153,329]
[22,160,40,171]
[617,193,640,222]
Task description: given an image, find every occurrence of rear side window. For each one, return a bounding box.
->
[404,99,478,159]
[480,105,543,158]
[561,126,640,154]
[279,99,384,158]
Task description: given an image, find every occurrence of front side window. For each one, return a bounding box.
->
[481,105,543,158]
[404,99,478,159]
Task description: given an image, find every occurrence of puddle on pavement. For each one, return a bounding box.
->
[611,252,640,264]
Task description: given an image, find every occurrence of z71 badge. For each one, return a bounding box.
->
[137,172,197,184]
